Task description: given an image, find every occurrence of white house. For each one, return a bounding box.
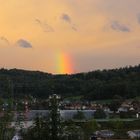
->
[118,107,128,112]
[95,130,114,138]
[127,130,140,139]
[12,135,23,140]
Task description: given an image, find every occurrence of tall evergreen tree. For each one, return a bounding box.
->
[48,94,61,140]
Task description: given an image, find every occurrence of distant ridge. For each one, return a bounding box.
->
[0,64,140,100]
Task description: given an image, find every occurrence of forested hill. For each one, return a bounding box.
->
[0,65,140,100]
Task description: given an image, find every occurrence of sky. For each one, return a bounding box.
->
[0,0,140,74]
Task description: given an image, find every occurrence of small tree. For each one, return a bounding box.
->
[63,124,84,140]
[0,111,14,140]
[49,94,61,140]
[110,120,124,130]
[109,100,121,113]
[23,116,49,140]
[83,119,99,140]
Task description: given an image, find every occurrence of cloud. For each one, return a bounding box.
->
[61,13,77,31]
[72,25,77,31]
[110,21,130,32]
[17,39,32,48]
[61,14,71,23]
[35,19,54,32]
[137,13,140,24]
[0,36,9,44]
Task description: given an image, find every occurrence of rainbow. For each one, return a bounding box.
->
[56,51,74,74]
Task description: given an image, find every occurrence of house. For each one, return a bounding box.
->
[136,113,140,119]
[103,106,112,113]
[127,130,140,139]
[95,130,114,138]
[12,132,23,140]
[90,134,97,140]
[118,106,129,112]
[117,101,133,113]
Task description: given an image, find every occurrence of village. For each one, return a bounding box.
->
[0,95,140,140]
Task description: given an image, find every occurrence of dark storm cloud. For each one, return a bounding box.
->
[110,21,130,32]
[17,39,32,48]
[35,19,54,32]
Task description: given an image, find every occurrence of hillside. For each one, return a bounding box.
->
[0,65,140,100]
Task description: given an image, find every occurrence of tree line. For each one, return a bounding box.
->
[0,64,140,100]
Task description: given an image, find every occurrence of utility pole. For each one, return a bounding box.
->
[48,94,61,140]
